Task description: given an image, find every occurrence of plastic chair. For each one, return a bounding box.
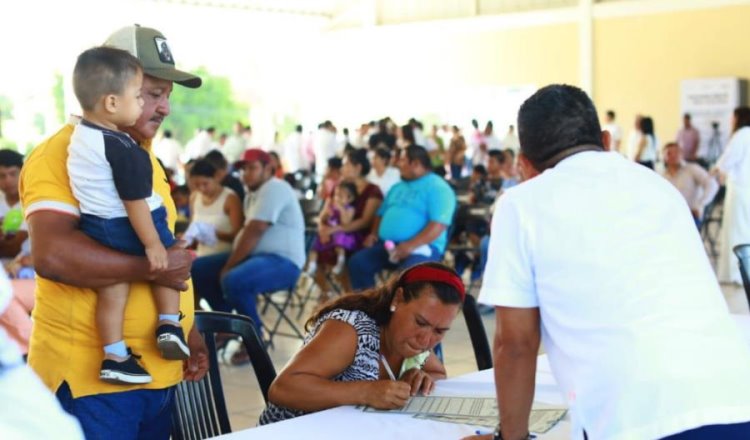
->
[733,244,750,311]
[462,294,493,370]
[171,311,277,440]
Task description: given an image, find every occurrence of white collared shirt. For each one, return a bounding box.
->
[480,151,750,439]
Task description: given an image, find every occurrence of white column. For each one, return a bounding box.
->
[579,0,594,96]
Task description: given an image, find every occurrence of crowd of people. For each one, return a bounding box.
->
[2,22,750,440]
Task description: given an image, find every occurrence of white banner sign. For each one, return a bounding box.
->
[680,77,742,164]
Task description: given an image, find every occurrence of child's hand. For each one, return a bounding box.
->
[146,243,169,271]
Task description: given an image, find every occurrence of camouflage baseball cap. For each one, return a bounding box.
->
[104,24,201,88]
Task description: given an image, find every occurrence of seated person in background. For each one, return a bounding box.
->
[260,262,464,425]
[469,164,488,204]
[171,184,191,222]
[319,157,343,201]
[191,149,305,345]
[307,181,360,276]
[67,47,188,384]
[499,148,519,189]
[660,142,719,227]
[368,147,401,197]
[348,146,456,290]
[269,151,284,179]
[1,245,35,355]
[312,149,383,298]
[204,149,245,201]
[0,149,28,259]
[186,159,244,257]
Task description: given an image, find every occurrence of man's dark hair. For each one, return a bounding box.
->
[374,146,392,163]
[683,113,691,120]
[473,164,487,176]
[517,84,604,169]
[295,124,303,133]
[327,157,343,170]
[73,46,142,111]
[346,148,371,176]
[204,149,228,170]
[189,158,217,178]
[206,127,216,134]
[0,149,23,169]
[401,124,416,146]
[606,110,615,119]
[164,130,172,138]
[488,149,505,165]
[471,119,479,129]
[404,145,431,170]
[735,107,750,131]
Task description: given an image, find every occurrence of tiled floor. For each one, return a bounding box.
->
[216,274,749,432]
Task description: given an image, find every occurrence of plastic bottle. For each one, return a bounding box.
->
[384,240,398,263]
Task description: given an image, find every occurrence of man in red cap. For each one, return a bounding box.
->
[191,148,305,354]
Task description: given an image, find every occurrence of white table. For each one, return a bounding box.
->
[219,355,569,439]
[219,314,750,439]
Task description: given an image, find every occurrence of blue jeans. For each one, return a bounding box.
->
[80,206,176,256]
[56,381,174,440]
[191,252,301,333]
[348,240,441,290]
[660,421,750,439]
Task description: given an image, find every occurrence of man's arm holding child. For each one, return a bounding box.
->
[29,211,191,290]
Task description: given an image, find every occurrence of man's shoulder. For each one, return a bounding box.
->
[26,124,75,166]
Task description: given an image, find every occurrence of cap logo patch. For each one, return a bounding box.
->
[154,37,174,65]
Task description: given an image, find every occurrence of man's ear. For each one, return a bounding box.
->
[103,94,118,114]
[601,130,612,152]
[517,153,541,182]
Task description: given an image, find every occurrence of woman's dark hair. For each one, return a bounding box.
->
[336,180,358,200]
[517,84,603,169]
[734,107,750,132]
[345,148,371,176]
[374,146,392,163]
[189,158,217,178]
[306,262,463,330]
[327,157,343,170]
[640,116,654,137]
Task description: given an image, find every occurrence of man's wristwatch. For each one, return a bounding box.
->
[492,425,533,440]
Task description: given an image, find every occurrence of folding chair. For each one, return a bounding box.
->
[171,311,276,440]
[733,244,750,312]
[701,186,725,257]
[462,294,493,370]
[259,282,306,348]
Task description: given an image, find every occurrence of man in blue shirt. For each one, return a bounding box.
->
[348,145,456,290]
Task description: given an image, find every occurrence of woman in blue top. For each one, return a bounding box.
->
[260,262,464,424]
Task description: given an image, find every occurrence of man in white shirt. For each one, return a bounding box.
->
[313,121,338,179]
[222,121,247,163]
[602,109,622,154]
[477,85,750,440]
[153,130,182,171]
[661,142,718,225]
[283,125,307,174]
[626,114,643,160]
[501,124,520,152]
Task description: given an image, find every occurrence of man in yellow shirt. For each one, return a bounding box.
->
[20,25,208,439]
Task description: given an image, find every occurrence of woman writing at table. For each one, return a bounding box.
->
[259,262,464,424]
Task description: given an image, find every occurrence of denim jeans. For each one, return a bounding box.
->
[79,206,176,256]
[191,252,301,333]
[660,421,750,439]
[347,240,441,291]
[56,381,174,440]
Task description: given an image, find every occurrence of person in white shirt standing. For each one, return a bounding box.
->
[661,142,718,227]
[471,85,750,440]
[602,109,622,154]
[715,107,750,285]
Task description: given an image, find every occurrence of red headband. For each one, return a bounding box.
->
[401,265,466,302]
